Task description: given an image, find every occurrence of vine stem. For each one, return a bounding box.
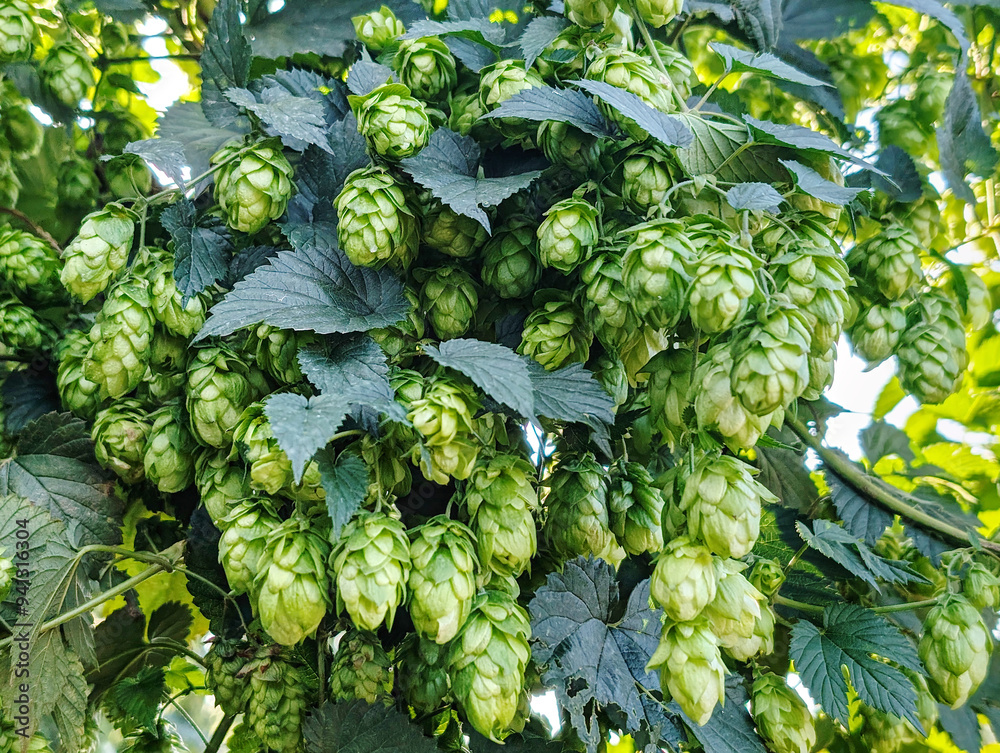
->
[625,1,684,109]
[205,715,236,753]
[785,415,1000,554]
[0,207,62,251]
[774,594,942,616]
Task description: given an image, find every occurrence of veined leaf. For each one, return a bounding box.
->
[725,182,784,210]
[201,0,252,127]
[481,86,616,138]
[303,700,440,753]
[781,159,863,205]
[517,15,569,68]
[796,519,927,588]
[711,42,830,87]
[745,115,883,174]
[573,79,693,148]
[264,393,351,482]
[315,450,369,541]
[161,199,233,301]
[424,339,536,418]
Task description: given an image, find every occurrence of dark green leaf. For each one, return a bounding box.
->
[123,138,188,187]
[781,0,875,40]
[161,199,234,301]
[826,469,894,546]
[796,520,927,588]
[937,704,981,753]
[424,339,536,417]
[303,700,439,753]
[780,159,863,205]
[315,451,369,541]
[790,604,924,728]
[482,85,616,138]
[94,0,147,21]
[106,667,166,732]
[745,116,883,173]
[1,368,60,435]
[228,245,279,286]
[201,0,252,127]
[445,36,498,72]
[87,604,148,700]
[517,15,570,68]
[711,42,830,86]
[871,146,923,202]
[225,86,333,152]
[183,507,252,638]
[146,601,194,645]
[346,61,396,96]
[262,68,350,123]
[754,437,817,513]
[884,0,969,51]
[725,182,784,210]
[676,677,767,753]
[265,393,350,482]
[527,361,616,428]
[156,102,249,185]
[573,79,693,148]
[403,18,507,45]
[677,115,788,183]
[937,69,998,204]
[860,421,915,464]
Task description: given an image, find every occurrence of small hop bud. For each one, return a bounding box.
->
[194,449,250,527]
[846,225,923,301]
[335,166,419,270]
[143,401,198,494]
[204,639,250,716]
[148,258,208,338]
[650,536,718,622]
[478,60,545,140]
[244,648,315,753]
[84,279,156,400]
[91,399,152,484]
[645,347,693,445]
[408,516,479,643]
[585,49,676,138]
[543,453,618,563]
[633,0,683,28]
[536,121,599,175]
[397,634,451,713]
[919,594,992,708]
[619,146,675,215]
[622,219,695,330]
[218,497,282,595]
[186,344,269,448]
[0,0,36,60]
[518,289,593,371]
[395,36,458,100]
[748,558,785,597]
[481,219,542,299]
[693,344,775,451]
[407,373,482,483]
[847,298,907,368]
[40,43,95,106]
[422,200,488,258]
[703,560,774,662]
[564,0,616,26]
[418,265,479,340]
[897,290,967,405]
[330,630,394,704]
[965,561,1000,609]
[752,672,817,753]
[353,5,405,51]
[56,330,102,420]
[580,251,634,350]
[0,229,61,301]
[59,206,135,303]
[608,460,664,555]
[0,297,46,352]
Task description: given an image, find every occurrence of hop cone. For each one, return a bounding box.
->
[335,166,418,270]
[186,344,268,448]
[212,139,294,234]
[255,516,331,646]
[119,721,184,753]
[689,239,760,334]
[752,672,816,753]
[332,511,411,631]
[245,649,315,753]
[619,146,675,215]
[423,200,488,258]
[448,591,531,742]
[847,225,923,301]
[646,617,726,726]
[448,91,489,139]
[693,345,774,450]
[607,460,664,555]
[0,547,12,603]
[622,219,695,330]
[396,36,457,100]
[634,0,683,27]
[56,330,102,419]
[419,265,479,340]
[518,289,592,370]
[83,278,156,400]
[57,155,100,209]
[464,455,538,579]
[748,558,785,598]
[149,259,208,338]
[580,251,633,349]
[204,639,251,716]
[144,402,197,493]
[537,121,599,175]
[537,197,599,273]
[91,399,152,484]
[353,5,405,50]
[409,516,479,643]
[0,297,44,351]
[407,374,482,483]
[594,352,629,408]
[645,347,693,444]
[195,449,250,527]
[650,536,718,622]
[0,0,34,60]
[59,206,135,303]
[218,497,283,595]
[731,299,812,416]
[772,243,851,355]
[359,431,413,500]
[397,633,451,712]
[353,82,431,160]
[1,103,43,158]
[965,562,1000,609]
[481,219,541,299]
[543,453,618,563]
[919,594,992,707]
[249,324,313,385]
[848,298,907,368]
[703,560,773,661]
[897,291,967,405]
[478,60,545,140]
[40,43,95,106]
[0,229,61,300]
[329,630,393,703]
[370,286,425,361]
[564,0,615,26]
[585,49,676,138]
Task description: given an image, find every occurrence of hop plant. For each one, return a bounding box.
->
[618,146,675,215]
[148,259,208,338]
[0,229,61,300]
[353,5,405,50]
[212,139,294,234]
[0,103,42,158]
[408,516,479,643]
[689,239,760,334]
[218,497,283,595]
[352,82,432,160]
[335,166,419,270]
[752,672,817,753]
[772,243,851,355]
[518,289,593,370]
[847,225,923,301]
[59,206,135,303]
[480,219,541,299]
[419,265,479,340]
[40,43,95,106]
[248,324,313,385]
[143,402,197,493]
[622,219,695,330]
[330,629,394,703]
[645,347,693,444]
[543,453,619,563]
[448,591,531,742]
[448,90,489,139]
[703,560,773,662]
[119,720,184,753]
[91,399,152,484]
[580,251,634,349]
[245,648,315,753]
[83,279,155,399]
[650,536,718,622]
[232,403,323,501]
[255,515,331,645]
[537,121,599,175]
[397,634,451,712]
[607,460,664,555]
[204,639,250,716]
[0,297,44,352]
[594,352,629,408]
[693,344,774,450]
[635,0,684,26]
[194,449,250,526]
[478,60,545,140]
[422,200,488,258]
[332,510,411,631]
[585,49,677,138]
[0,0,35,60]
[407,373,482,483]
[646,617,726,726]
[464,455,539,579]
[396,37,457,100]
[748,558,785,598]
[57,155,101,209]
[56,329,102,419]
[564,0,615,26]
[919,594,992,707]
[185,344,269,448]
[847,298,907,368]
[537,197,599,273]
[965,561,1000,609]
[897,291,967,405]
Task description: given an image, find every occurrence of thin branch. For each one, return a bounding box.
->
[102,53,201,65]
[205,715,236,753]
[0,207,62,251]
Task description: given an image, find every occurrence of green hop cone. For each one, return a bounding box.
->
[585,49,676,138]
[847,225,923,301]
[248,324,314,385]
[148,259,208,338]
[332,510,411,631]
[518,289,593,370]
[0,546,13,603]
[537,197,599,273]
[212,139,294,234]
[91,399,152,484]
[56,155,100,210]
[422,200,488,258]
[0,229,61,301]
[703,560,773,662]
[650,535,718,622]
[537,121,599,175]
[397,633,451,712]
[83,279,155,399]
[245,648,315,753]
[594,352,629,408]
[751,672,817,753]
[903,197,941,248]
[0,297,44,351]
[653,44,695,99]
[106,153,153,198]
[352,82,432,160]
[353,5,405,50]
[40,43,95,106]
[772,243,851,355]
[965,561,1000,609]
[680,453,774,559]
[897,291,967,405]
[694,344,774,450]
[194,449,250,527]
[218,497,283,595]
[56,329,102,419]
[204,639,250,716]
[847,297,907,368]
[409,516,479,643]
[464,455,539,579]
[408,373,482,483]
[232,403,324,502]
[607,460,664,555]
[330,629,394,703]
[622,219,695,330]
[646,617,726,726]
[359,430,413,500]
[689,239,760,334]
[564,0,615,26]
[448,590,531,742]
[748,558,785,598]
[119,720,184,753]
[185,344,269,448]
[543,453,619,563]
[0,0,34,60]
[946,266,991,330]
[580,251,632,349]
[480,218,542,299]
[143,401,197,493]
[370,286,426,361]
[0,103,41,157]
[876,99,933,156]
[804,345,836,401]
[396,36,457,100]
[634,0,683,27]
[59,205,135,303]
[418,265,479,339]
[255,515,331,646]
[919,594,992,707]
[731,298,812,416]
[335,165,419,270]
[448,91,489,138]
[619,146,675,215]
[478,60,545,140]
[645,347,693,445]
